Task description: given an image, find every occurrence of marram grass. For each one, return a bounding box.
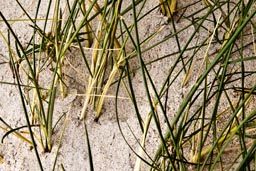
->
[1,0,256,171]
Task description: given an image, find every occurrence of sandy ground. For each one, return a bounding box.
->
[1,0,255,171]
[0,1,166,170]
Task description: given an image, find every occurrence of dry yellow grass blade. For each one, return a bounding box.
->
[190,94,253,163]
[80,0,123,120]
[159,0,177,19]
[0,125,32,146]
[134,111,153,171]
[95,55,122,119]
[181,60,194,87]
[0,155,3,164]
[203,0,214,7]
[81,1,93,48]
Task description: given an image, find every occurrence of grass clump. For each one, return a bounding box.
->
[1,0,256,171]
[114,1,256,170]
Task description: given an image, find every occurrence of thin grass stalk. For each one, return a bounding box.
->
[12,0,51,150]
[118,18,144,132]
[134,111,153,171]
[200,85,256,170]
[192,18,220,165]
[0,118,33,145]
[44,1,97,151]
[30,0,42,124]
[158,0,177,19]
[84,120,94,171]
[155,7,256,165]
[79,1,105,119]
[0,10,50,153]
[66,0,93,77]
[151,5,217,167]
[150,4,256,169]
[14,0,73,153]
[95,0,123,119]
[164,0,189,81]
[90,2,112,109]
[52,107,70,171]
[79,26,102,119]
[208,34,235,170]
[238,31,247,167]
[115,69,158,169]
[121,0,178,144]
[45,0,62,152]
[80,0,93,47]
[236,139,256,171]
[211,106,256,170]
[191,95,253,164]
[208,4,256,169]
[59,0,97,58]
[80,0,124,119]
[131,0,183,169]
[7,29,44,170]
[80,0,155,120]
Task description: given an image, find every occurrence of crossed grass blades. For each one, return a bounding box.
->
[1,0,256,171]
